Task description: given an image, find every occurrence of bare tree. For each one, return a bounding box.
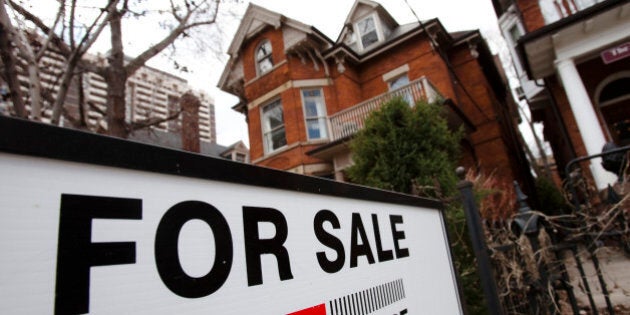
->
[2,0,221,138]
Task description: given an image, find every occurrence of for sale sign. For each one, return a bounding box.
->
[0,117,463,314]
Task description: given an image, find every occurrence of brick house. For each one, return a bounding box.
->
[219,0,532,189]
[493,0,630,190]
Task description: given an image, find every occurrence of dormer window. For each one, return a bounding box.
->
[256,40,273,75]
[356,14,380,50]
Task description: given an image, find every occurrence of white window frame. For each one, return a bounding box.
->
[261,99,287,154]
[501,16,526,77]
[301,88,328,140]
[256,40,274,76]
[355,13,383,51]
[388,74,413,105]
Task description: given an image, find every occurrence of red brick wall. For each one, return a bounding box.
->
[448,43,521,182]
[241,25,525,184]
[517,0,546,32]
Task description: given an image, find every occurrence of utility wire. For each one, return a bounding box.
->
[403,0,492,122]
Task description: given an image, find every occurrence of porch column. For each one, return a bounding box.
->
[555,58,617,189]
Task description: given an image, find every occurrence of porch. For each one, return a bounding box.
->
[309,76,473,180]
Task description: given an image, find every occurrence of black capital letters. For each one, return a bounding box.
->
[314,209,345,273]
[55,194,142,315]
[350,213,375,267]
[390,215,409,258]
[243,206,293,286]
[371,214,394,262]
[155,201,233,298]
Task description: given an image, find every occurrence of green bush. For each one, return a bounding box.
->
[347,97,487,314]
[347,97,461,198]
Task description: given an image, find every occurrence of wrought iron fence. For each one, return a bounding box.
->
[457,145,629,315]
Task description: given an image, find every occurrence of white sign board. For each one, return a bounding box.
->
[0,117,463,315]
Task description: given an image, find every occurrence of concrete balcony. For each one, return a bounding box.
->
[327,76,441,141]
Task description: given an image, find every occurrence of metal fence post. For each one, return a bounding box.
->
[456,167,504,315]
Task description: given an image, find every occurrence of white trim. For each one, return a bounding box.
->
[554,11,630,62]
[252,142,300,164]
[594,70,630,105]
[293,78,332,88]
[382,64,409,82]
[300,88,329,141]
[554,58,617,189]
[260,98,287,155]
[355,13,384,51]
[247,78,292,110]
[246,77,332,110]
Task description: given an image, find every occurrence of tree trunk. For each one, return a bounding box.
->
[105,9,128,138]
[0,1,26,118]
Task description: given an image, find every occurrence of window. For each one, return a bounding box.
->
[389,75,409,90]
[256,40,273,75]
[505,23,526,76]
[261,99,287,153]
[235,153,247,162]
[356,15,380,49]
[388,75,413,105]
[301,89,328,140]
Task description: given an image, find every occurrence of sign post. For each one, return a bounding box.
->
[0,117,464,314]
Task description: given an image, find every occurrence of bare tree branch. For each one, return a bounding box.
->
[35,0,65,61]
[124,0,219,75]
[0,0,26,117]
[7,0,72,57]
[129,110,182,131]
[51,0,121,125]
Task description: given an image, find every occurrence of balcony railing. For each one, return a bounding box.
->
[540,0,606,24]
[327,76,442,141]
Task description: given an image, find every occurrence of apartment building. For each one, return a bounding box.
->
[493,0,629,189]
[1,43,216,144]
[219,0,533,189]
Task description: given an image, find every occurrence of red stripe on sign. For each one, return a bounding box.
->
[287,303,326,315]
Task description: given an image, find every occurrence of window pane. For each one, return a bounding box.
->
[270,128,287,150]
[307,118,327,139]
[257,41,271,60]
[302,89,321,98]
[301,89,328,140]
[259,58,273,74]
[263,101,283,130]
[304,101,319,117]
[358,17,375,34]
[389,75,409,90]
[361,31,378,48]
[257,40,273,74]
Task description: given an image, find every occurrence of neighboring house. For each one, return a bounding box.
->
[129,128,247,160]
[0,37,217,144]
[220,140,250,163]
[219,0,532,189]
[492,0,629,189]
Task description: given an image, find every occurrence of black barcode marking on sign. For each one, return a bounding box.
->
[328,278,405,315]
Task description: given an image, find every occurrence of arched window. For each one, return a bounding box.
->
[595,73,630,145]
[256,40,273,75]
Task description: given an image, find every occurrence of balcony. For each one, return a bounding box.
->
[327,76,442,141]
[540,0,607,24]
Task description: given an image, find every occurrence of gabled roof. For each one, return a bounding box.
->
[335,0,398,44]
[218,3,332,92]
